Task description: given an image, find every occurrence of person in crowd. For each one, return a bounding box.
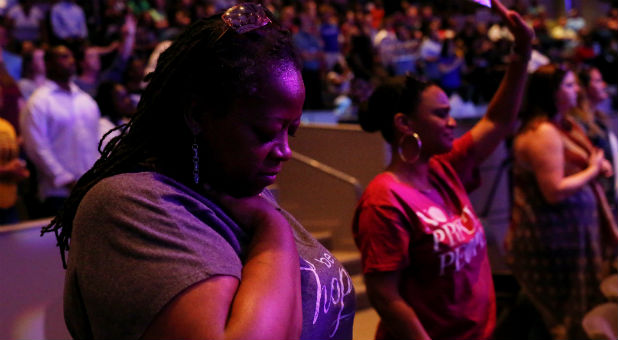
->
[320,7,342,71]
[17,47,45,101]
[0,25,22,81]
[75,13,136,97]
[20,45,100,217]
[144,39,171,77]
[99,0,128,45]
[159,7,192,42]
[437,37,464,97]
[147,0,170,34]
[572,65,618,217]
[95,81,135,147]
[345,21,376,82]
[0,112,29,225]
[352,1,533,339]
[419,17,442,82]
[49,0,88,46]
[507,63,617,339]
[4,0,44,46]
[123,56,147,105]
[0,48,24,134]
[293,16,325,110]
[133,10,161,58]
[42,4,355,339]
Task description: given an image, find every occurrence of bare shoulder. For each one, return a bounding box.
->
[515,121,561,148]
[514,121,562,162]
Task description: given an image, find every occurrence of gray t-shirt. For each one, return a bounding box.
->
[64,172,355,339]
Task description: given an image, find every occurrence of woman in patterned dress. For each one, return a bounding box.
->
[508,63,617,339]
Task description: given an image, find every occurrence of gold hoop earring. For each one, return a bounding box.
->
[398,132,422,164]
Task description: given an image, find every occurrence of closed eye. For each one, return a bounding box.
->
[434,108,450,118]
[288,123,300,137]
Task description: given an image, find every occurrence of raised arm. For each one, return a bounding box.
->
[142,194,302,340]
[469,0,534,163]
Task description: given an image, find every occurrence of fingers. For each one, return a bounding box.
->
[491,0,509,20]
[601,159,613,178]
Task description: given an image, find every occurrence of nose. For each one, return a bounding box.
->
[447,116,456,127]
[273,135,292,161]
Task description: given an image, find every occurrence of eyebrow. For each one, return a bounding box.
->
[433,106,450,112]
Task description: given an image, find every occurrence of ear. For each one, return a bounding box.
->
[393,112,414,135]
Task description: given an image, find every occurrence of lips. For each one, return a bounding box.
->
[260,168,281,176]
[258,168,281,183]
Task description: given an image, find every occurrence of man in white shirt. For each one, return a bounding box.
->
[20,45,100,216]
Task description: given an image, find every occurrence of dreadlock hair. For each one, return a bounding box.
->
[42,9,301,268]
[358,75,432,144]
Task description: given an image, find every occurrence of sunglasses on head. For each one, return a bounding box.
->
[221,3,272,34]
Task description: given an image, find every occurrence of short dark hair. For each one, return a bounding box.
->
[42,10,301,267]
[359,75,432,144]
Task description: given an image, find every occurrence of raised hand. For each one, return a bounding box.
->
[491,0,535,55]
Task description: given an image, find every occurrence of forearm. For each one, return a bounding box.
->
[484,51,529,133]
[541,166,598,204]
[484,1,533,135]
[372,297,431,340]
[224,213,302,340]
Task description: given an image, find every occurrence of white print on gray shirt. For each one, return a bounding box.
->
[301,253,354,338]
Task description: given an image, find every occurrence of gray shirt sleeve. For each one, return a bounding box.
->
[65,172,246,339]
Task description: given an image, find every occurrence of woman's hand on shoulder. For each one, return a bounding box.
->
[143,189,302,340]
[600,157,614,178]
[210,190,288,233]
[587,148,605,178]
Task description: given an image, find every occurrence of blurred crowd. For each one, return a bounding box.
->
[0,0,617,223]
[0,0,617,114]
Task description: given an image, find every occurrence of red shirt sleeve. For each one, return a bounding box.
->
[354,202,411,274]
[436,131,481,192]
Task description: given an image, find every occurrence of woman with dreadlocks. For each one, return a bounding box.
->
[42,3,355,339]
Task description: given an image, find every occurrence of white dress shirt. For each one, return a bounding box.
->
[20,80,100,199]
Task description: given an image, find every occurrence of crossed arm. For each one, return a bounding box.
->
[142,195,302,340]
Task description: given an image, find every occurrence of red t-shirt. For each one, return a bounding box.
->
[353,132,495,340]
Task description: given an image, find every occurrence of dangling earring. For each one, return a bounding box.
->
[398,132,422,164]
[192,136,200,185]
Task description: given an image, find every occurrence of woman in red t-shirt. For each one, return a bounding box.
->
[352,1,533,339]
